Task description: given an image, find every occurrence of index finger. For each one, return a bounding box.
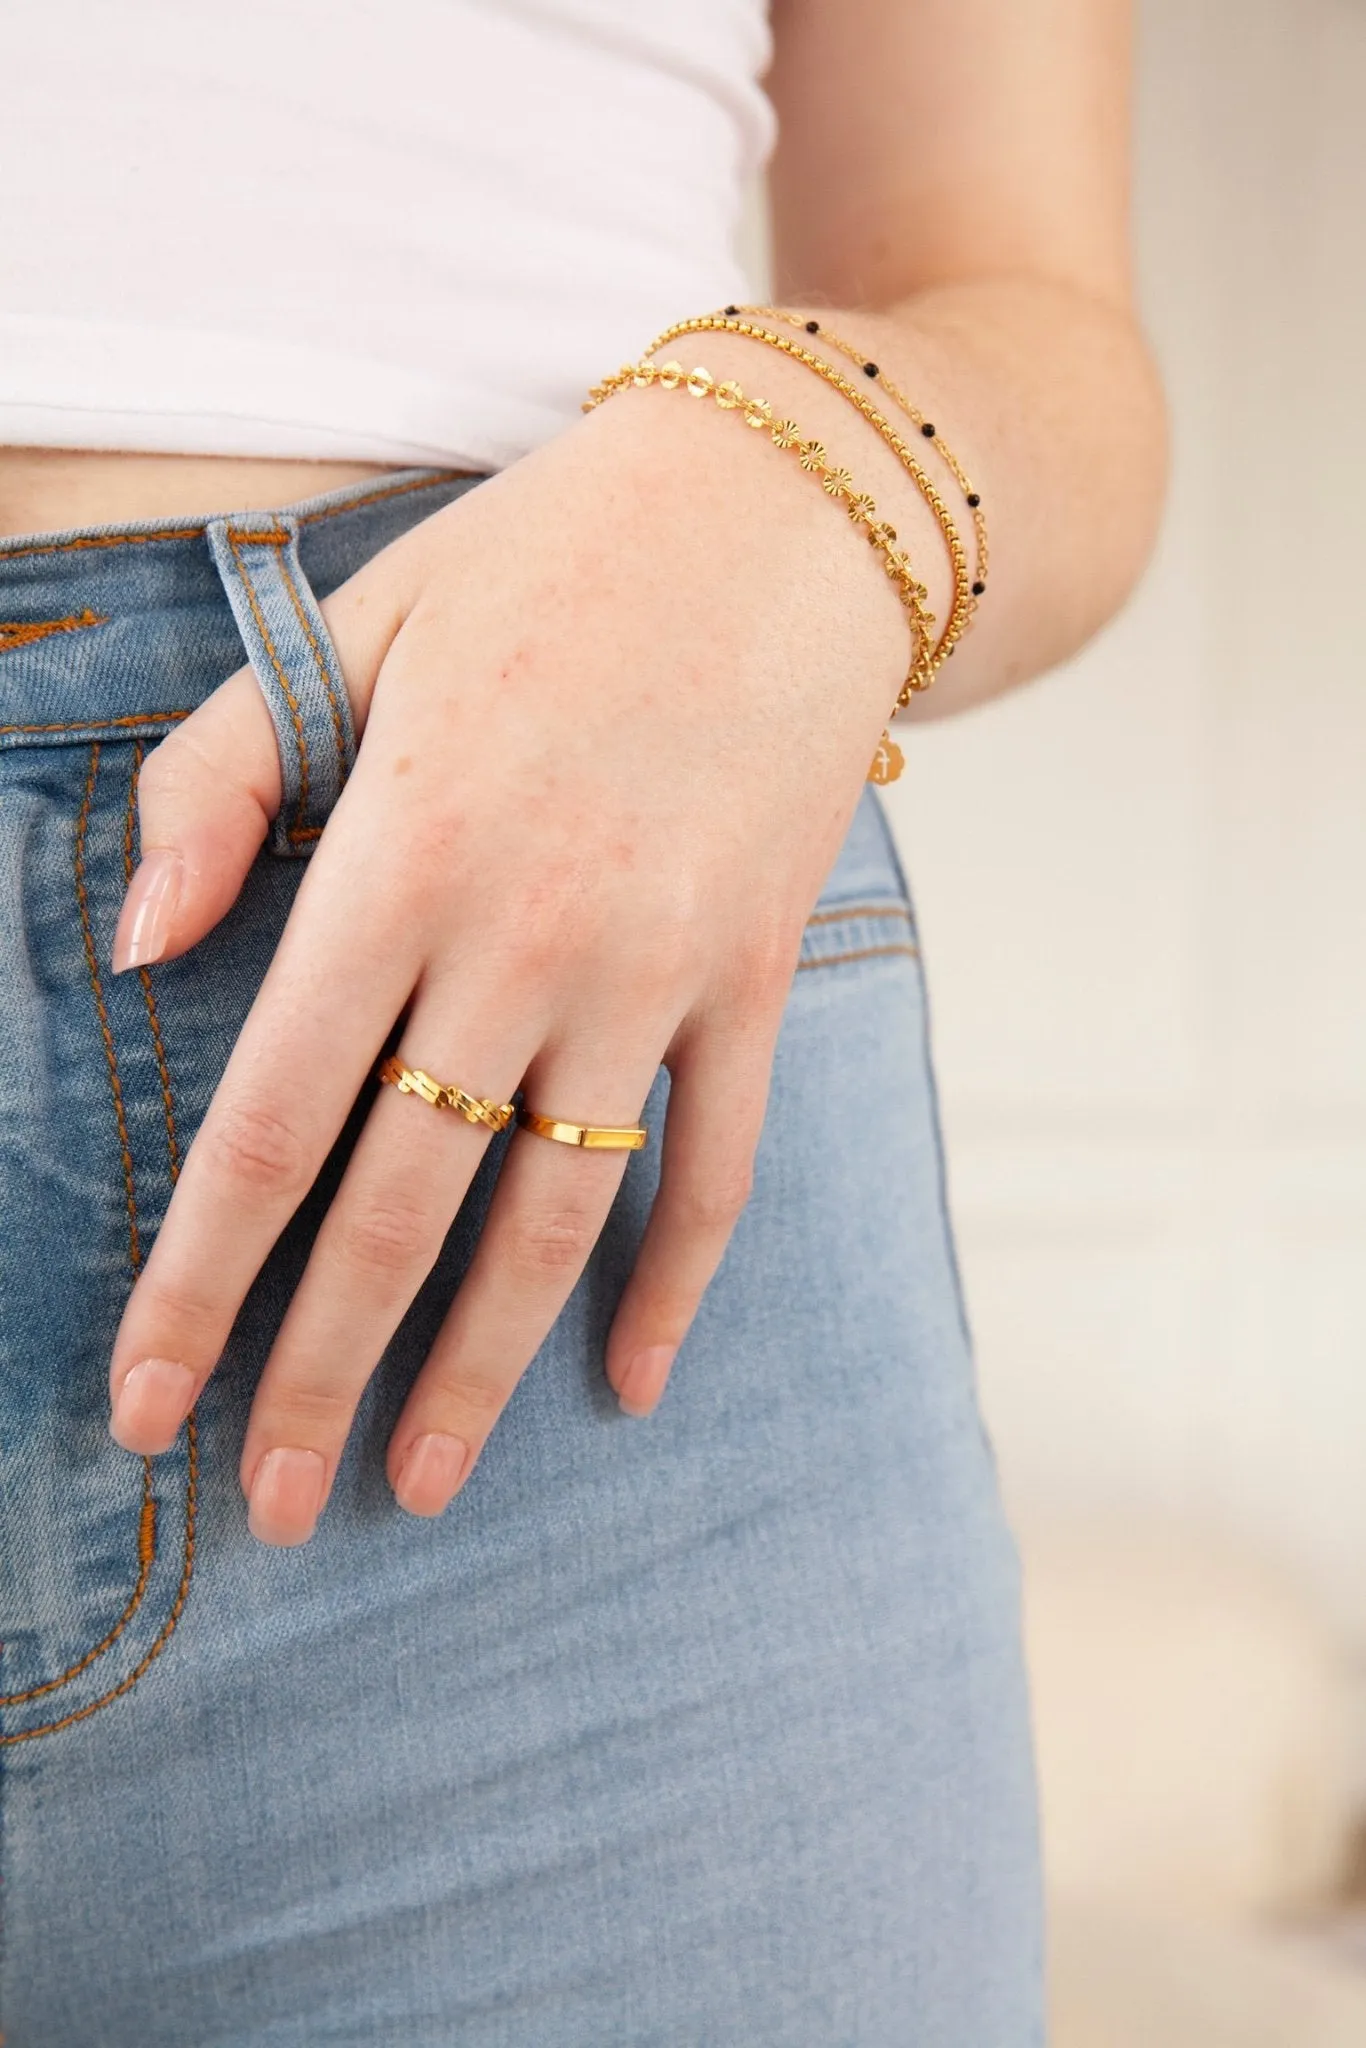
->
[107,835,424,1452]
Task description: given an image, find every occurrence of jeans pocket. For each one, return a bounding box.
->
[0,735,200,1745]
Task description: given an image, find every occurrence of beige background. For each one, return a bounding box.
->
[876,0,1366,1672]
[739,1,1366,2030]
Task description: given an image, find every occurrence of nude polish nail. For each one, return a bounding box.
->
[247,1447,327,1547]
[394,1432,469,1517]
[617,1346,675,1418]
[112,849,182,973]
[110,1355,196,1452]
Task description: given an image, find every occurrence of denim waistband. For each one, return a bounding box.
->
[0,469,481,771]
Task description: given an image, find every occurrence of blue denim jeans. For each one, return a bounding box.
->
[0,472,1042,2045]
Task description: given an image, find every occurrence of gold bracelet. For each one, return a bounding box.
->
[584,356,929,781]
[640,313,973,687]
[730,304,988,611]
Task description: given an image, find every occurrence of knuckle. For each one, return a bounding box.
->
[137,1270,224,1351]
[330,1189,440,1281]
[422,1370,506,1430]
[200,1100,312,1199]
[261,1378,354,1434]
[505,895,594,983]
[506,1202,597,1283]
[674,1162,754,1235]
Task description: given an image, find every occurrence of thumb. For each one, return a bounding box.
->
[111,667,281,973]
[110,533,418,973]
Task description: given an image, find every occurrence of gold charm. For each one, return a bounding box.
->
[868,732,904,785]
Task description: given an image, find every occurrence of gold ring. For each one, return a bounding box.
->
[378,1055,515,1133]
[517,1109,647,1151]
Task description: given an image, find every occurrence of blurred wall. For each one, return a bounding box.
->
[878,0,1366,1649]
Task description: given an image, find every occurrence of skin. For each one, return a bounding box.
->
[1,0,1167,1545]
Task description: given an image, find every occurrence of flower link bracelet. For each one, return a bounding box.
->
[730,304,989,610]
[584,356,933,783]
[642,313,976,682]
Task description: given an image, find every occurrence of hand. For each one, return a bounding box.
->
[105,377,908,1545]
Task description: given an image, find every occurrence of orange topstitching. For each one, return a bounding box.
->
[225,529,311,839]
[0,607,109,652]
[0,743,199,1742]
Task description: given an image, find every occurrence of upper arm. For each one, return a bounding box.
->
[766,0,1136,311]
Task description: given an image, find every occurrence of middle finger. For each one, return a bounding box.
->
[238,1001,542,1543]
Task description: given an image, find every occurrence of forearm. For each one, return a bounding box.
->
[630,278,1165,724]
[755,0,1164,717]
[831,274,1168,718]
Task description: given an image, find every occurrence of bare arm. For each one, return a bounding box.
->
[765,0,1167,714]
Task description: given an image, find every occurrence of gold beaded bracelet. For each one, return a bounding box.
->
[584,356,929,782]
[641,313,974,684]
[731,304,989,611]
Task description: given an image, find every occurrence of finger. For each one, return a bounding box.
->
[384,1044,660,1518]
[107,833,429,1457]
[604,1023,775,1418]
[111,535,417,974]
[110,666,280,972]
[236,1004,542,1546]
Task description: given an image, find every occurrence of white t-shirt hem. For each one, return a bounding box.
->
[0,314,575,471]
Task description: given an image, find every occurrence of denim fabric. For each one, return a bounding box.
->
[0,472,1042,2045]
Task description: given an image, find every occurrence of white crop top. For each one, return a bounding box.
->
[1,0,774,470]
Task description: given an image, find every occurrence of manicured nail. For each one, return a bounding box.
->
[617,1346,675,1418]
[110,1356,196,1452]
[247,1447,327,1547]
[112,849,182,973]
[394,1432,469,1517]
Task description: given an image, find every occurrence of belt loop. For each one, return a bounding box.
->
[205,515,356,857]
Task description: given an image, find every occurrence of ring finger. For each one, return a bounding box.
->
[384,1041,662,1518]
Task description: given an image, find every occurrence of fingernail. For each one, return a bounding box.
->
[110,1356,196,1452]
[247,1446,327,1547]
[617,1346,675,1418]
[394,1432,469,1517]
[112,849,182,973]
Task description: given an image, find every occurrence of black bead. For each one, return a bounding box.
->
[971,580,986,596]
[967,492,981,507]
[921,423,936,438]
[724,305,739,316]
[805,319,820,333]
[863,361,878,377]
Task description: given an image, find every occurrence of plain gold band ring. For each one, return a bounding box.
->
[377,1055,515,1133]
[517,1109,647,1151]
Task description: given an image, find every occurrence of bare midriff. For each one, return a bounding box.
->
[0,448,399,541]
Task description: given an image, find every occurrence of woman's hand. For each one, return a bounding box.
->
[104,375,911,1545]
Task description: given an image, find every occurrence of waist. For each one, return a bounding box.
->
[0,468,482,747]
[0,452,399,544]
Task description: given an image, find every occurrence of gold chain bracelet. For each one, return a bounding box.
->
[641,313,973,684]
[584,356,929,782]
[730,305,989,604]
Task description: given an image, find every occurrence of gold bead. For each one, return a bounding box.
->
[686,366,715,397]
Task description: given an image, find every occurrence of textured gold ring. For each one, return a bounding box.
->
[378,1055,515,1133]
[517,1109,647,1152]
